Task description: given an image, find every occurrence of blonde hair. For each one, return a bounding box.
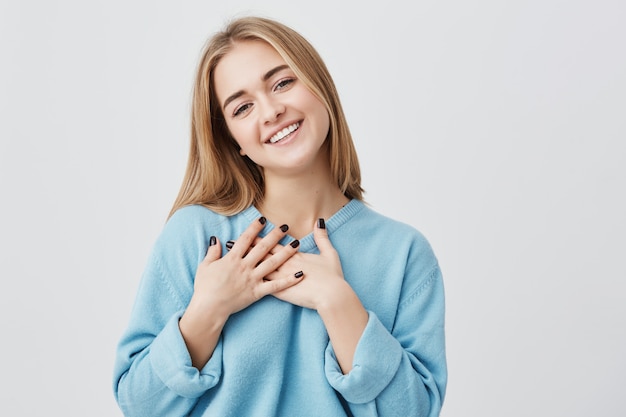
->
[169,16,363,218]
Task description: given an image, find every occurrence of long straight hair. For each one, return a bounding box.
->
[169,16,363,218]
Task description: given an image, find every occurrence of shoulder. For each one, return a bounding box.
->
[149,206,220,259]
[157,205,216,242]
[360,205,444,303]
[159,204,260,244]
[337,202,443,312]
[349,202,440,270]
[167,204,228,228]
[155,205,249,253]
[353,202,433,248]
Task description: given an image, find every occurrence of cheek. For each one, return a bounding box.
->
[305,96,330,134]
[226,120,245,144]
[226,121,258,156]
[315,105,331,137]
[322,110,330,134]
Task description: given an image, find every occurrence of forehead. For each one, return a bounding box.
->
[213,41,288,100]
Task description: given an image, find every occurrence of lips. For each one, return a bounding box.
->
[266,122,300,144]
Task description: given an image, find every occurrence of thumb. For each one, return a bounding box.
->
[203,235,222,263]
[313,218,335,254]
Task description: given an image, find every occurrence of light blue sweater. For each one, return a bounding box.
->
[113,200,446,416]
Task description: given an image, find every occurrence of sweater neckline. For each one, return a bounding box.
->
[240,199,365,252]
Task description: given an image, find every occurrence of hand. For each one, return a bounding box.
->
[186,217,303,322]
[222,218,368,374]
[179,218,303,369]
[269,219,369,374]
[268,220,347,311]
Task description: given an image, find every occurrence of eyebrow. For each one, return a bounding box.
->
[222,64,290,111]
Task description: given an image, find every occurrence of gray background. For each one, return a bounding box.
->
[1,0,624,416]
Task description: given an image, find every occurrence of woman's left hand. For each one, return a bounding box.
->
[268,222,346,310]
[271,220,369,374]
[228,219,369,373]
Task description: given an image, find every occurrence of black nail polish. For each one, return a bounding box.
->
[290,239,300,248]
[209,236,217,246]
[317,218,326,229]
[226,240,235,250]
[294,271,304,279]
[280,224,289,233]
[259,216,267,225]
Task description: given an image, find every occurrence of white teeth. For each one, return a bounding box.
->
[269,122,300,144]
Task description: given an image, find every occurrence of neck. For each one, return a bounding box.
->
[258,167,349,239]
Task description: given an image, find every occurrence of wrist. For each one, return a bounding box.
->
[316,280,359,316]
[180,297,229,335]
[179,298,228,370]
[316,280,369,374]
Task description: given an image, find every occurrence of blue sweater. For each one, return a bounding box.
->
[113,200,447,416]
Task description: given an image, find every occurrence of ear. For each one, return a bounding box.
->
[239,148,247,156]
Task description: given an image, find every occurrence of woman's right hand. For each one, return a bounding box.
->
[179,216,302,369]
[193,216,302,317]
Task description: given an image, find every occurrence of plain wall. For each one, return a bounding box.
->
[1,0,624,415]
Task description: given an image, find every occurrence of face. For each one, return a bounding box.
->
[213,40,331,177]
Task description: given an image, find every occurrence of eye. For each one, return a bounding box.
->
[233,103,252,117]
[274,78,295,91]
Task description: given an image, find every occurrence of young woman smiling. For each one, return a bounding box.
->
[113,16,447,417]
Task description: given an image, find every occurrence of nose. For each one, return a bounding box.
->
[260,96,285,124]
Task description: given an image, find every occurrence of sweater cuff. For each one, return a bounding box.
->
[149,310,222,398]
[324,311,403,403]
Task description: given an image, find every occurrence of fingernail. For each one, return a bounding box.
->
[226,240,234,250]
[209,236,217,246]
[317,218,326,229]
[290,239,300,248]
[280,224,289,233]
[294,271,304,279]
[259,216,267,225]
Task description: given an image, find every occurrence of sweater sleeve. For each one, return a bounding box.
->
[325,258,447,416]
[112,208,224,416]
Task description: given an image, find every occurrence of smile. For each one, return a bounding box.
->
[267,122,300,144]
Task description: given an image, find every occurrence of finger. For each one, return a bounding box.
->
[313,218,335,254]
[256,270,304,297]
[229,216,267,257]
[203,235,222,263]
[227,237,285,255]
[258,236,285,256]
[254,238,300,277]
[265,265,303,282]
[245,223,290,264]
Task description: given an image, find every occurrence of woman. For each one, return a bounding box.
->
[113,16,447,417]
